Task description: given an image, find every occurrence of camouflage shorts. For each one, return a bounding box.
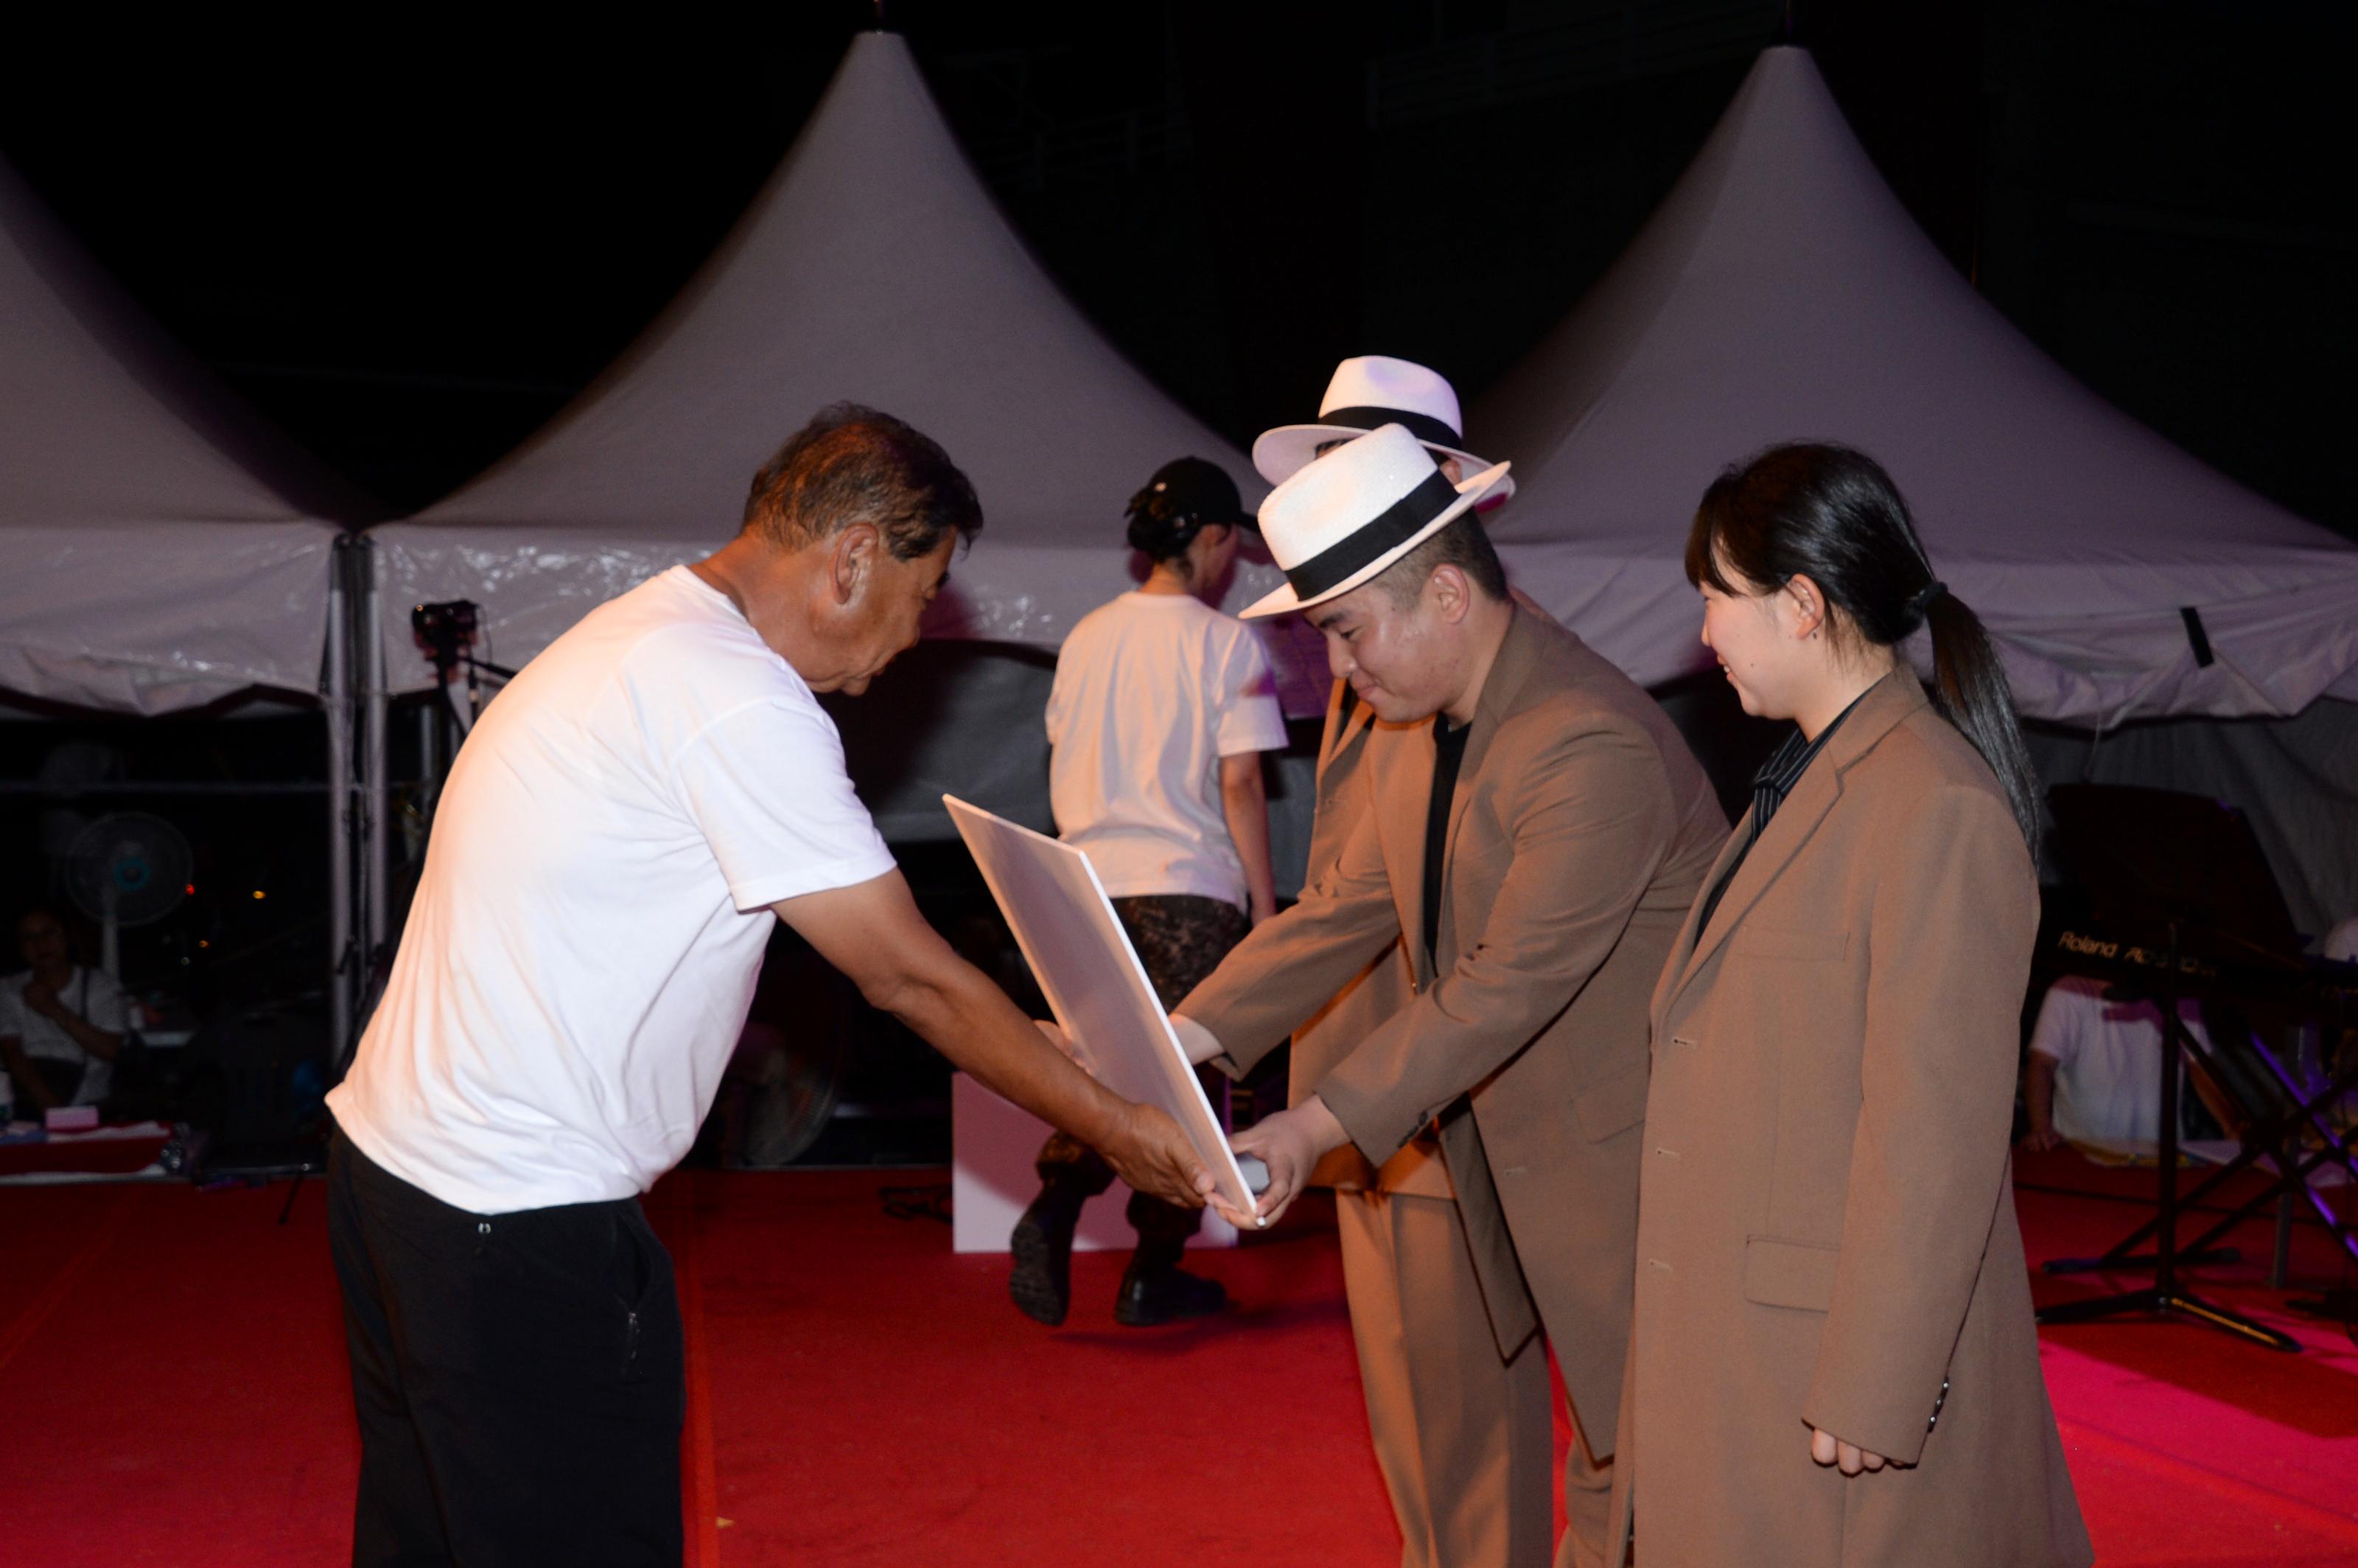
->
[1037,893,1250,1237]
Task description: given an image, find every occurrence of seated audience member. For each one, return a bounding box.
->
[2019,973,2213,1150]
[0,908,132,1115]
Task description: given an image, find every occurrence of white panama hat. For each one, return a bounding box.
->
[1250,354,1515,505]
[1243,422,1511,620]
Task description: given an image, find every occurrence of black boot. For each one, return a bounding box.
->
[1114,1238,1229,1327]
[1008,1183,1085,1326]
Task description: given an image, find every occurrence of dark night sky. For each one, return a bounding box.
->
[3,1,2353,535]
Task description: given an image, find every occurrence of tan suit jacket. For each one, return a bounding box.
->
[1183,609,1726,1441]
[1609,671,2091,1567]
[1291,677,1451,1197]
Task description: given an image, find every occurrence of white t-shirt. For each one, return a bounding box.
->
[2029,974,2211,1145]
[0,966,131,1107]
[1045,592,1287,909]
[328,567,896,1214]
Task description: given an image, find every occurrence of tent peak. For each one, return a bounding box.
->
[1470,29,2358,724]
[379,18,1260,687]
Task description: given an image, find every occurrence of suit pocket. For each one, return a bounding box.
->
[1741,1236,1841,1311]
[1572,1061,1651,1142]
[1729,925,1848,962]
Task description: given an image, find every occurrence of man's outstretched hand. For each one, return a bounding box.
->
[776,872,1217,1211]
[1227,1095,1349,1229]
[1100,1099,1218,1211]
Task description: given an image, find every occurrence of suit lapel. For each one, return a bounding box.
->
[1372,718,1434,979]
[1659,669,1931,1015]
[1650,810,1753,1035]
[1430,611,1544,977]
[1675,763,1843,987]
[1315,676,1376,782]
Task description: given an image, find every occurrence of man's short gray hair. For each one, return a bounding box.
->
[742,403,982,559]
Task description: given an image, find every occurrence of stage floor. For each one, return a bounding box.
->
[1,1151,2354,1565]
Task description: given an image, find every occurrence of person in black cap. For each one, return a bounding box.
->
[1007,456,1289,1327]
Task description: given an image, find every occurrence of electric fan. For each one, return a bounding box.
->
[65,812,193,978]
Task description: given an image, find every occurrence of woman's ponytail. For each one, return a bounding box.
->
[1124,482,1200,564]
[1917,587,2042,863]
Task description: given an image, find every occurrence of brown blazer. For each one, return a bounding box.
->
[1290,678,1452,1197]
[1182,609,1726,1440]
[1609,670,2091,1567]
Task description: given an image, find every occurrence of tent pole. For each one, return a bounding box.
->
[361,539,391,984]
[325,545,354,1064]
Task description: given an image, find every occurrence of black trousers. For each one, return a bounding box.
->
[326,1130,685,1567]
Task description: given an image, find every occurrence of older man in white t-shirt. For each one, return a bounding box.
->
[326,405,1218,1567]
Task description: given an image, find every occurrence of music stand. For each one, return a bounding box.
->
[2033,785,2303,1352]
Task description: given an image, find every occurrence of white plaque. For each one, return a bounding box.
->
[945,794,1259,1219]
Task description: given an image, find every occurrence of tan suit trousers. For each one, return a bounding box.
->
[1339,1186,1598,1568]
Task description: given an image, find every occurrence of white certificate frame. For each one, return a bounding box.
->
[944,794,1256,1218]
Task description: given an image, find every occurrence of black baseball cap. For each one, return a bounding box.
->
[1130,455,1256,535]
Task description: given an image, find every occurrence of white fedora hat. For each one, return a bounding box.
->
[1243,422,1511,620]
[1251,354,1515,505]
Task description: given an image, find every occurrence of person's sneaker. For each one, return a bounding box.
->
[1008,1190,1081,1326]
[1114,1261,1229,1327]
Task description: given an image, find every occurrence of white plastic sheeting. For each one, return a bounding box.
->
[1478,47,2358,726]
[368,31,1281,697]
[0,160,346,713]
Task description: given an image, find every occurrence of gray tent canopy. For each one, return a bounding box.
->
[365,31,1320,872]
[1474,47,2358,934]
[0,158,349,714]
[1477,46,2358,729]
[0,156,364,1039]
[369,30,1288,688]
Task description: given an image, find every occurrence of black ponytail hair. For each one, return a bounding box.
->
[1684,443,2041,858]
[1124,481,1206,568]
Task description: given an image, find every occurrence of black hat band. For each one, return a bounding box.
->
[1284,470,1463,602]
[1320,405,1464,450]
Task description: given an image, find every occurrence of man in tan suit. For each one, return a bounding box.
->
[1172,425,1727,1568]
[1251,357,1553,1567]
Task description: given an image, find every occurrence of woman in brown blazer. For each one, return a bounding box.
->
[1611,444,2092,1567]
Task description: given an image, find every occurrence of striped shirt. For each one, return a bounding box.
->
[1691,680,1881,939]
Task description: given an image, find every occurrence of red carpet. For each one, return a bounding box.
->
[1,1155,2353,1565]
